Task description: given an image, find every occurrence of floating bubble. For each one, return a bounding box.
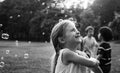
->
[6,50,10,54]
[15,54,18,57]
[42,2,45,5]
[45,41,48,43]
[24,53,29,59]
[47,6,50,8]
[42,32,45,35]
[9,16,13,19]
[28,41,31,44]
[30,11,33,14]
[1,56,4,60]
[1,33,9,40]
[65,15,67,17]
[0,61,5,68]
[17,15,21,17]
[15,40,18,46]
[0,24,2,27]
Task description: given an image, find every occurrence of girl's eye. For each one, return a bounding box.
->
[71,28,75,32]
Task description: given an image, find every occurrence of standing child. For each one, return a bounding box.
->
[50,20,103,73]
[83,26,98,58]
[97,26,113,73]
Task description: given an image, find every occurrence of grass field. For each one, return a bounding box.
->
[0,41,120,73]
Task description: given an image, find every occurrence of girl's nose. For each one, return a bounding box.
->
[76,30,81,36]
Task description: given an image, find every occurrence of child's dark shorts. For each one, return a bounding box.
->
[99,64,111,73]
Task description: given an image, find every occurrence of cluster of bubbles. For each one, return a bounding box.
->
[0,56,4,68]
[0,40,31,68]
[0,49,30,68]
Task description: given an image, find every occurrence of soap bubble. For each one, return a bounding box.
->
[9,16,13,19]
[0,24,3,27]
[0,61,5,68]
[15,54,18,57]
[1,56,4,60]
[17,15,21,17]
[42,32,45,35]
[24,53,29,59]
[6,50,10,54]
[15,40,18,46]
[28,41,31,44]
[1,33,9,40]
[42,2,45,5]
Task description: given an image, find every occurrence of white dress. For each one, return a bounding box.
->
[55,49,88,73]
[83,36,98,58]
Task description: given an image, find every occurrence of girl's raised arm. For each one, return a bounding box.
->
[63,49,103,73]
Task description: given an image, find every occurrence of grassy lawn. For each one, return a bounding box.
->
[0,41,119,73]
[0,41,54,73]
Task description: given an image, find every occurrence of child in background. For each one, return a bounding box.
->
[83,26,98,58]
[50,20,102,73]
[97,26,113,73]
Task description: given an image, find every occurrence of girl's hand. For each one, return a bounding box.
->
[89,58,103,73]
[89,57,100,66]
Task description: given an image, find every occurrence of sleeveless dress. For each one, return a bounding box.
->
[55,49,88,73]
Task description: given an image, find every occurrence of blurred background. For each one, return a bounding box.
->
[0,0,120,42]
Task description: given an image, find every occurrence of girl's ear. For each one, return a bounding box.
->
[58,37,65,44]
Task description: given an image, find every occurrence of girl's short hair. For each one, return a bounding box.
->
[85,26,94,32]
[99,26,113,41]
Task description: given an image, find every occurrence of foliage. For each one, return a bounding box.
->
[0,0,120,41]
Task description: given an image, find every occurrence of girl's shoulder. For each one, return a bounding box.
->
[60,48,70,53]
[59,48,71,57]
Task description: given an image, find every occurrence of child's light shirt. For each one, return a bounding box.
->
[55,49,88,73]
[83,36,98,58]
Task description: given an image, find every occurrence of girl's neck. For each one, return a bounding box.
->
[64,43,78,52]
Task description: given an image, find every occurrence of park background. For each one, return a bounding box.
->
[0,0,120,73]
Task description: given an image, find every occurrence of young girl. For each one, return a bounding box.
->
[97,26,113,73]
[50,20,102,73]
[83,26,98,58]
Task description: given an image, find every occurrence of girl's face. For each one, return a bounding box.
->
[63,22,81,45]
